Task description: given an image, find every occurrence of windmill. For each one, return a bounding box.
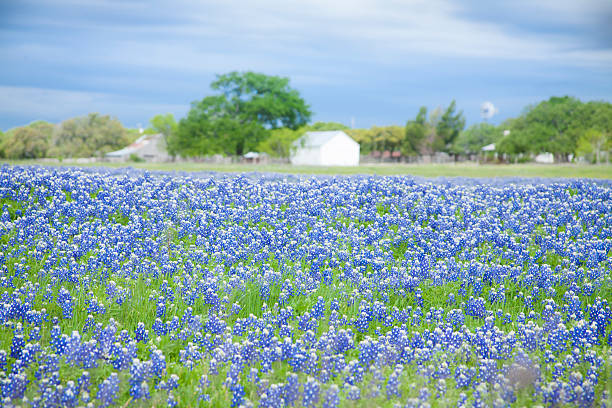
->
[480,101,498,121]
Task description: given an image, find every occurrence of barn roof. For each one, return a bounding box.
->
[106,133,163,157]
[294,131,357,148]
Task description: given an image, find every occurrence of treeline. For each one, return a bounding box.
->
[496,96,612,162]
[166,74,611,163]
[1,72,610,163]
[253,96,611,163]
[0,113,139,159]
[347,96,611,163]
[161,72,468,159]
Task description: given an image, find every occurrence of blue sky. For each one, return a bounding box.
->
[1,0,611,130]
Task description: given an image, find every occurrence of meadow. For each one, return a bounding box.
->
[0,164,610,407]
[3,160,612,179]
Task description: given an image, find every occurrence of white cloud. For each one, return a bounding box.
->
[0,86,188,127]
[1,0,610,128]
[7,0,611,70]
[147,0,612,66]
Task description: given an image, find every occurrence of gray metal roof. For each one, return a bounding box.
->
[294,131,357,148]
[106,133,163,157]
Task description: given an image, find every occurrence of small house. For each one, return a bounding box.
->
[290,131,360,166]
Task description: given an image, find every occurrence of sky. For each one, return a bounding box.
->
[1,0,611,131]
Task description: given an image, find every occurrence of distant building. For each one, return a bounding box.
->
[243,151,266,164]
[290,130,360,166]
[105,133,169,162]
[534,152,554,164]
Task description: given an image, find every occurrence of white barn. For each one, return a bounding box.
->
[290,131,360,166]
[105,133,169,162]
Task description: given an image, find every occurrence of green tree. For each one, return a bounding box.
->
[257,127,299,158]
[306,122,348,132]
[402,103,463,155]
[500,96,586,161]
[576,129,610,164]
[149,113,178,156]
[452,123,500,155]
[53,113,129,158]
[403,107,428,155]
[344,125,405,156]
[212,71,312,129]
[496,118,529,160]
[0,121,55,159]
[345,128,373,155]
[423,106,444,154]
[2,125,51,159]
[368,126,404,152]
[436,100,465,151]
[177,72,311,157]
[176,96,267,156]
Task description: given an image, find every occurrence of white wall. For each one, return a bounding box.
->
[290,132,360,166]
[290,146,322,165]
[320,134,360,166]
[535,152,554,164]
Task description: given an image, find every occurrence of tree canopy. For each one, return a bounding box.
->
[576,129,610,164]
[1,87,610,163]
[347,126,405,155]
[149,113,178,156]
[1,121,55,159]
[51,113,130,158]
[436,100,466,150]
[402,107,428,156]
[1,122,54,159]
[0,115,134,159]
[400,102,465,156]
[174,72,312,156]
[452,123,501,155]
[496,96,612,161]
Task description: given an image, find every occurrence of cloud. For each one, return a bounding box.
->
[0,86,188,129]
[5,0,611,70]
[0,0,610,128]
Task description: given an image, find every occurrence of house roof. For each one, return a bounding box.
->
[294,131,357,148]
[106,133,163,157]
[481,143,496,152]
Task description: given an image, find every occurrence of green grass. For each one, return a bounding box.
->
[3,159,612,178]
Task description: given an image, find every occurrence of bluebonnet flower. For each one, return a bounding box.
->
[57,288,74,319]
[346,384,360,400]
[322,385,340,408]
[283,373,300,406]
[230,384,245,407]
[135,322,149,343]
[302,377,320,407]
[386,365,402,399]
[167,393,178,407]
[96,373,120,408]
[0,350,6,371]
[129,359,153,400]
[10,333,25,359]
[465,296,487,319]
[1,166,611,406]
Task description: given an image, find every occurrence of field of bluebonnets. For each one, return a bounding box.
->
[0,164,611,408]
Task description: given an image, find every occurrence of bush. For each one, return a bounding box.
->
[129,153,144,162]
